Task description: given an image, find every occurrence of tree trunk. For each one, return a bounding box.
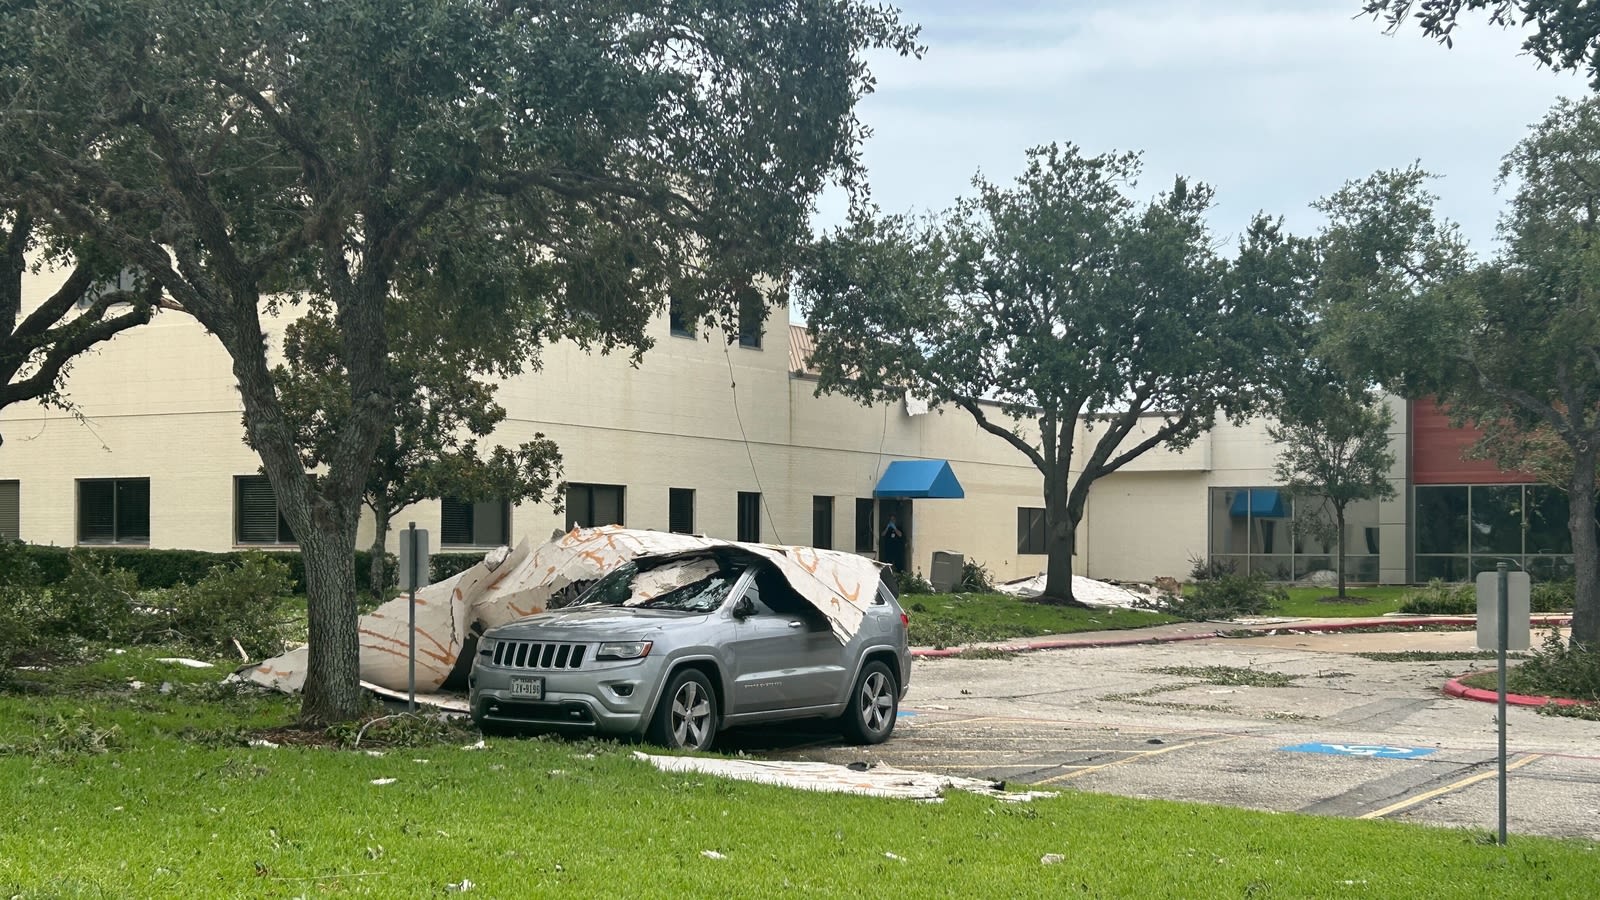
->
[297,528,365,726]
[368,504,392,602]
[1335,504,1348,600]
[1040,463,1084,606]
[1569,446,1599,646]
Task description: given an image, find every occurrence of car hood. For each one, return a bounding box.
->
[488,605,706,639]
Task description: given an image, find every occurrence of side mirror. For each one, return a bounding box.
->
[732,596,754,619]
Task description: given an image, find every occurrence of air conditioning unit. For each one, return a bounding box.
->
[930,551,964,593]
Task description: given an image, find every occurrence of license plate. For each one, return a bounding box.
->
[509,676,544,699]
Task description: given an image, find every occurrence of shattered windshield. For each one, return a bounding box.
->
[574,559,741,613]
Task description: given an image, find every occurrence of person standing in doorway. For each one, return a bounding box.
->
[881,514,906,573]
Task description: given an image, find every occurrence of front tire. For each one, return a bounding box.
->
[841,660,898,744]
[647,668,718,751]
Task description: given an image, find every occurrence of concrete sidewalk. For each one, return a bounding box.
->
[909,614,1575,658]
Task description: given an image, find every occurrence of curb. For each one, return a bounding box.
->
[1443,674,1594,709]
[909,615,1575,659]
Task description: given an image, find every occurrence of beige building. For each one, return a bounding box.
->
[2,260,1429,586]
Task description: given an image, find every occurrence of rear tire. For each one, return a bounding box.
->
[647,668,719,751]
[841,660,898,744]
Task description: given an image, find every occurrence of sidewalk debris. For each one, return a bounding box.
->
[634,752,1056,802]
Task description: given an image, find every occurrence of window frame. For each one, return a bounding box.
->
[234,474,296,545]
[1016,507,1047,555]
[855,498,875,553]
[737,294,763,349]
[566,483,627,529]
[812,495,834,550]
[0,480,17,542]
[737,491,761,543]
[440,496,511,548]
[668,488,696,535]
[77,477,150,546]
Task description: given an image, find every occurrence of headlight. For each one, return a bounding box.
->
[477,637,498,659]
[595,641,652,661]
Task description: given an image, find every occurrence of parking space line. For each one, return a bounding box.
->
[1036,736,1240,784]
[1358,754,1544,820]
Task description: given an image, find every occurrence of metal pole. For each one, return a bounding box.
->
[409,522,416,711]
[1496,561,1508,845]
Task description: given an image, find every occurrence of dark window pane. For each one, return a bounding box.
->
[115,478,149,543]
[669,488,695,534]
[0,480,17,541]
[236,476,293,544]
[78,480,115,543]
[1415,555,1470,582]
[1526,555,1575,581]
[441,497,473,545]
[1251,555,1293,581]
[566,484,625,528]
[1526,486,1571,555]
[1415,486,1468,554]
[855,499,875,553]
[1291,495,1337,556]
[812,496,833,549]
[669,294,693,337]
[737,492,761,542]
[1293,556,1333,582]
[1470,485,1523,554]
[738,294,763,348]
[1248,489,1292,554]
[1017,507,1046,555]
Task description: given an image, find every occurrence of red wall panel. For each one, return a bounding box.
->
[1411,398,1535,485]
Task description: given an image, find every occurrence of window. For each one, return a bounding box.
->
[737,491,761,542]
[669,488,695,534]
[1209,487,1379,583]
[441,496,510,547]
[1414,484,1574,582]
[812,496,834,550]
[78,267,140,308]
[669,294,694,338]
[1017,507,1047,555]
[854,499,875,553]
[567,483,626,528]
[235,475,295,544]
[0,480,18,541]
[737,294,763,349]
[78,478,149,545]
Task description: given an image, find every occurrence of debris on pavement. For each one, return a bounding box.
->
[634,752,1057,802]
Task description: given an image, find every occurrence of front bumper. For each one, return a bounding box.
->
[469,661,661,736]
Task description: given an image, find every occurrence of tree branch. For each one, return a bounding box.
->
[955,397,1046,470]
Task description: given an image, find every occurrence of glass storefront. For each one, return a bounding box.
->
[1413,484,1573,582]
[1209,487,1379,584]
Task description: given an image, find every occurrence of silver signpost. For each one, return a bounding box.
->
[1475,564,1529,845]
[398,523,430,713]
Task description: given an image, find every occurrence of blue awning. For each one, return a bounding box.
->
[1229,488,1287,519]
[874,460,965,499]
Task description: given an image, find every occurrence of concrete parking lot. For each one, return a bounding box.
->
[739,629,1600,840]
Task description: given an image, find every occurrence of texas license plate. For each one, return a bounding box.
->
[509,676,544,699]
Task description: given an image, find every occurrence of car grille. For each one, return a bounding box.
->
[492,640,587,670]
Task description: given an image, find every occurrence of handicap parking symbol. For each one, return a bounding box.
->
[1280,742,1436,760]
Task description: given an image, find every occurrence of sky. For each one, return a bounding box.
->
[812,0,1584,255]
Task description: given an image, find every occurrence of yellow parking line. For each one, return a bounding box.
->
[1037,736,1239,784]
[1359,754,1544,820]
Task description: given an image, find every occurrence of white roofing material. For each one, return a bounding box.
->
[994,573,1152,609]
[635,752,1057,802]
[237,525,887,695]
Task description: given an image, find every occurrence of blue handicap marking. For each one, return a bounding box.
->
[896,710,918,718]
[1280,742,1435,760]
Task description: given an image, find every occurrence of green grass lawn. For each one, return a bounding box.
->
[1268,585,1412,618]
[2,646,1599,897]
[902,592,1181,648]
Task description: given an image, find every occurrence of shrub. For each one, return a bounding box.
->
[1531,579,1575,613]
[896,569,934,596]
[954,559,996,593]
[49,551,145,643]
[1397,580,1475,615]
[1188,554,1237,583]
[1165,571,1285,621]
[164,553,296,659]
[1511,631,1600,702]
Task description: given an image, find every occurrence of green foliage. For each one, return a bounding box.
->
[326,712,480,750]
[954,559,996,593]
[0,543,453,595]
[1165,572,1287,621]
[800,143,1314,602]
[159,553,296,659]
[895,569,934,596]
[1188,554,1238,582]
[0,710,122,759]
[1512,631,1600,702]
[430,552,490,585]
[49,551,143,643]
[1398,580,1476,615]
[1362,1,1600,86]
[1532,579,1575,612]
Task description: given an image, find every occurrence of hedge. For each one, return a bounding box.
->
[4,543,493,594]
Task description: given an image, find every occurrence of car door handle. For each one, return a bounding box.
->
[787,621,804,629]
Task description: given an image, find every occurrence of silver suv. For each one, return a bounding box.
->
[468,550,910,750]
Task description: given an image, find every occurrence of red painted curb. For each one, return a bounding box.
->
[1443,674,1594,708]
[909,615,1575,658]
